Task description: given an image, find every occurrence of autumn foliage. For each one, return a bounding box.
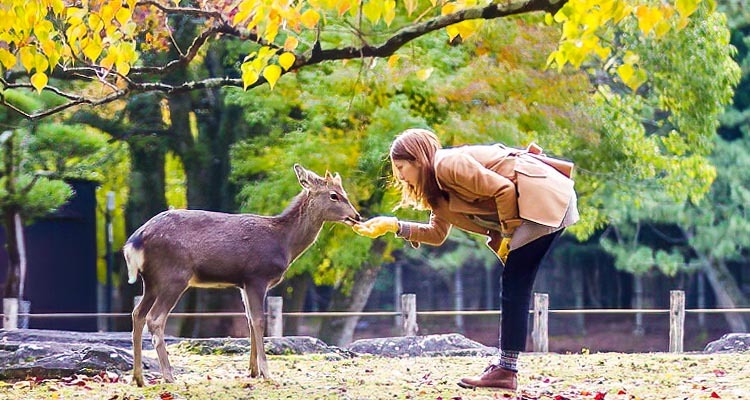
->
[0,0,710,119]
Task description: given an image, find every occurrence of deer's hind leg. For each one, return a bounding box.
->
[132,283,157,387]
[240,281,270,379]
[146,282,188,383]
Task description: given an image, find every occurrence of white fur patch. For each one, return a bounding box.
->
[124,243,145,284]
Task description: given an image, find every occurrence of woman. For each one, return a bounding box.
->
[353,128,578,391]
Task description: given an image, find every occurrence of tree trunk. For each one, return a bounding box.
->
[318,241,387,346]
[1,133,25,301]
[702,258,749,332]
[2,211,22,299]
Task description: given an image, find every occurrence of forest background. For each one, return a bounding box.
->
[0,0,748,351]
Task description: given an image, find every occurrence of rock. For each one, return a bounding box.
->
[0,328,182,350]
[0,341,158,380]
[176,336,355,358]
[347,333,497,357]
[704,333,750,353]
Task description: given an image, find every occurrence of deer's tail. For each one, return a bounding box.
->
[124,232,145,284]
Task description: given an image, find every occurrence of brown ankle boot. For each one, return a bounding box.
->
[457,364,517,390]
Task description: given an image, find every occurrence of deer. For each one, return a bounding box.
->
[123,164,361,387]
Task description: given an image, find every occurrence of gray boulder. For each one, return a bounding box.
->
[176,336,355,359]
[704,333,750,353]
[347,333,497,357]
[0,341,157,380]
[0,328,182,350]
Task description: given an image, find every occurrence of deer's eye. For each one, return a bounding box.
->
[329,192,340,201]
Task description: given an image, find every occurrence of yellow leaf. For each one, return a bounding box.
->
[627,69,647,92]
[83,38,103,62]
[337,0,351,16]
[363,0,382,24]
[241,61,259,89]
[383,0,395,26]
[635,5,662,36]
[654,20,670,38]
[258,46,279,63]
[617,63,634,84]
[263,64,282,89]
[404,0,418,16]
[34,53,49,72]
[30,72,47,93]
[446,25,460,42]
[284,37,299,51]
[300,9,320,28]
[19,47,35,72]
[675,0,698,18]
[116,60,130,75]
[623,51,639,65]
[611,1,632,24]
[278,52,295,71]
[264,19,279,42]
[387,54,400,68]
[416,67,433,81]
[100,51,117,70]
[116,7,132,26]
[0,48,16,70]
[51,0,65,15]
[441,3,457,16]
[545,50,558,69]
[455,19,482,40]
[544,12,554,26]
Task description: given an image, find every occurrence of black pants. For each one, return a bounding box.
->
[500,229,563,352]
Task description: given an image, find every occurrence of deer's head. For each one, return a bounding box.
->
[294,164,361,226]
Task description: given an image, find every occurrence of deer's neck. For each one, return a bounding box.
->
[276,190,326,262]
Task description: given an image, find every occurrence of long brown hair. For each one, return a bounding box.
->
[389,128,446,210]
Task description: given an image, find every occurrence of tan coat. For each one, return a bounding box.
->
[399,144,575,246]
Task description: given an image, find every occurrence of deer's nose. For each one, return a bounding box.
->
[353,212,362,222]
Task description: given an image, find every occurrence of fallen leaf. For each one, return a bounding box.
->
[710,392,721,398]
[160,392,175,400]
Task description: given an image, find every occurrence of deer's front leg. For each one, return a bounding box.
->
[240,288,260,377]
[242,282,271,379]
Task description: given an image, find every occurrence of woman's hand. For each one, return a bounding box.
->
[497,237,511,264]
[487,231,511,264]
[353,216,399,238]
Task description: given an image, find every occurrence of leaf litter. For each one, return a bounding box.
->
[0,348,748,399]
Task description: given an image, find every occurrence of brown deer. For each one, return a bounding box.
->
[123,164,361,386]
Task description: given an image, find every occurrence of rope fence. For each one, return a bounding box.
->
[3,290,750,353]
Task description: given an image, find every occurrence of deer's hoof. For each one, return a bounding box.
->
[133,375,145,387]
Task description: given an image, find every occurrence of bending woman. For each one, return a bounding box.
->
[353,128,578,391]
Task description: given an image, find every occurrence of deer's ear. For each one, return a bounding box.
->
[294,164,313,189]
[331,172,342,185]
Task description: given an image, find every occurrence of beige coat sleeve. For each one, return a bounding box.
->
[398,212,452,246]
[436,153,520,232]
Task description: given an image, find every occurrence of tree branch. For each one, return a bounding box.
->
[2,0,567,121]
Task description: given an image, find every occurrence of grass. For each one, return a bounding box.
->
[1,347,748,399]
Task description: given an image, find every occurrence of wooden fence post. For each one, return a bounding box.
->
[3,298,18,330]
[669,290,685,353]
[532,293,549,353]
[266,296,283,337]
[401,293,418,336]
